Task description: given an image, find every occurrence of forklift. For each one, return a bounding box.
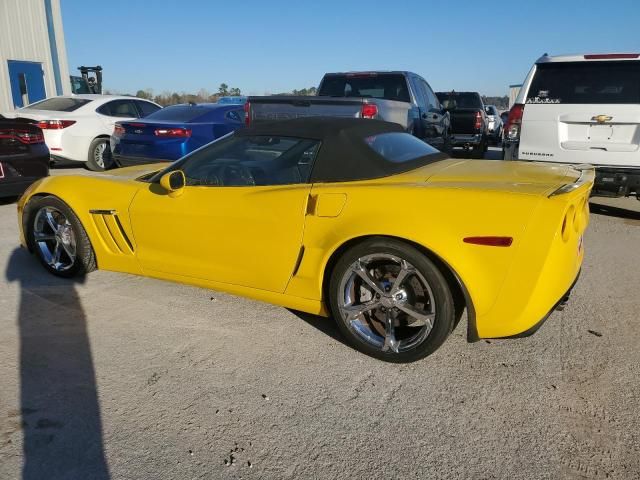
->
[69,66,103,94]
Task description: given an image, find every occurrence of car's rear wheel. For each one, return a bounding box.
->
[329,238,455,362]
[471,138,487,159]
[25,195,96,278]
[86,138,112,171]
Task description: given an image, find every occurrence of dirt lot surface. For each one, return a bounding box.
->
[1,164,639,480]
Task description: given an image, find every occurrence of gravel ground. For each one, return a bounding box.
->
[1,163,639,480]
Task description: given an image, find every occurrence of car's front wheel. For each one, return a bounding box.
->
[25,195,96,278]
[329,238,455,362]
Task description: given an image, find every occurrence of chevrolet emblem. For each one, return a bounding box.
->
[591,115,613,124]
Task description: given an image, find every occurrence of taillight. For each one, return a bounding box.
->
[463,236,513,247]
[154,127,191,138]
[113,125,126,136]
[361,104,378,119]
[244,101,251,126]
[474,111,483,130]
[36,120,76,129]
[0,129,45,144]
[505,103,524,141]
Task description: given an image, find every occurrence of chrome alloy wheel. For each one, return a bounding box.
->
[33,206,77,272]
[93,142,107,169]
[338,254,436,354]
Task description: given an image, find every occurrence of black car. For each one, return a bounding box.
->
[436,91,489,158]
[0,117,49,199]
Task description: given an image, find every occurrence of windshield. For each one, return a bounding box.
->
[318,74,410,102]
[151,134,321,186]
[527,60,640,104]
[217,96,247,105]
[24,97,91,112]
[436,92,482,109]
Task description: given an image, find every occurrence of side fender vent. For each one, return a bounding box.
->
[90,210,135,255]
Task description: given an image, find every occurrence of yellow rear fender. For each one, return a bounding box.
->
[285,183,546,334]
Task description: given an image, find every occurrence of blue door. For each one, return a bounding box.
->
[8,60,46,108]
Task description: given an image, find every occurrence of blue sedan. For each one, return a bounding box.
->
[110,103,245,167]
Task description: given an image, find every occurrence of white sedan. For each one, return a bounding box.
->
[5,95,161,171]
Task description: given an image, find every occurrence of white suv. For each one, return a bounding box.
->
[503,53,640,199]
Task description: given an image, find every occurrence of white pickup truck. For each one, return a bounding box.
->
[503,53,640,199]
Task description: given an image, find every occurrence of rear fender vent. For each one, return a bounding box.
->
[89,210,134,255]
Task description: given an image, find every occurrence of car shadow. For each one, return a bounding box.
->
[589,202,640,221]
[5,248,110,479]
[286,309,350,348]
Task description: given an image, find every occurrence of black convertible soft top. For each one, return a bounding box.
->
[237,117,448,183]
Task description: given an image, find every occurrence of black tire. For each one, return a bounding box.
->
[24,195,96,278]
[442,130,453,155]
[86,137,112,171]
[471,138,486,159]
[328,237,455,362]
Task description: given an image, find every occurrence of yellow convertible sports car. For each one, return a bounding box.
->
[17,118,593,362]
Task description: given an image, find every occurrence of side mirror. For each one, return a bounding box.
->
[160,170,186,197]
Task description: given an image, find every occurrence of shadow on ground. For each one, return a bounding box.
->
[5,248,110,480]
[590,202,640,222]
[287,309,350,348]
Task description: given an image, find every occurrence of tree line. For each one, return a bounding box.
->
[125,83,244,106]
[112,83,507,109]
[481,96,509,110]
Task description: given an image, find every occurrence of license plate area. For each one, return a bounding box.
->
[588,124,613,141]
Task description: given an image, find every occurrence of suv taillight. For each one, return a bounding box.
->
[113,125,126,136]
[505,103,524,141]
[36,120,76,129]
[474,111,483,130]
[244,101,251,126]
[361,104,378,119]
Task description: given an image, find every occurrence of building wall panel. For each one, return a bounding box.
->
[0,0,70,112]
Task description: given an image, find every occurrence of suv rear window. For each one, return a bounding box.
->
[364,132,439,162]
[24,97,91,112]
[527,61,640,104]
[318,74,410,102]
[435,92,482,109]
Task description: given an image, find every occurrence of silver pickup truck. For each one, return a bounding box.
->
[245,71,452,152]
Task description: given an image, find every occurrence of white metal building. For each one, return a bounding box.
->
[0,0,71,112]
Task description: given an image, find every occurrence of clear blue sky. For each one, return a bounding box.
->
[61,0,640,97]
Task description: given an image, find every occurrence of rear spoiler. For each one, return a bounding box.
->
[548,164,595,197]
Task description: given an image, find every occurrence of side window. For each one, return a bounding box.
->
[97,100,139,118]
[136,100,161,117]
[422,80,439,111]
[409,76,427,109]
[225,109,244,123]
[175,135,321,187]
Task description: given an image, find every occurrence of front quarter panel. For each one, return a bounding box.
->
[19,174,145,274]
